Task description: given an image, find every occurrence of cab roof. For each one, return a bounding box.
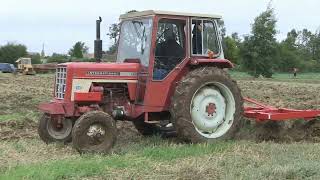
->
[120,10,222,20]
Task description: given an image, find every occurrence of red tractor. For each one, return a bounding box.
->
[38,10,320,153]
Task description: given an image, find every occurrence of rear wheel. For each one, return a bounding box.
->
[72,111,117,154]
[38,114,73,143]
[171,67,243,143]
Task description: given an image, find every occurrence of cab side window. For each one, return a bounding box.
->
[153,19,186,80]
[192,19,220,55]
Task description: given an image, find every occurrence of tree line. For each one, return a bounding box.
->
[0,41,91,65]
[0,43,41,64]
[222,7,320,77]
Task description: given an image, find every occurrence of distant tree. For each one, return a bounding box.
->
[106,44,118,55]
[107,23,120,45]
[106,23,120,54]
[218,19,233,63]
[309,31,320,61]
[105,10,139,55]
[293,29,320,64]
[217,19,241,65]
[231,32,242,45]
[68,41,89,58]
[224,36,240,64]
[240,6,277,77]
[277,32,301,72]
[0,43,27,64]
[47,53,69,63]
[29,53,42,64]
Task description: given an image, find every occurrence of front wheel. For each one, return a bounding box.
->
[38,114,73,143]
[171,67,243,143]
[72,111,117,154]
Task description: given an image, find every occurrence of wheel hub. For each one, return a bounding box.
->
[47,118,73,140]
[191,87,226,133]
[206,103,216,116]
[87,124,106,138]
[190,82,236,139]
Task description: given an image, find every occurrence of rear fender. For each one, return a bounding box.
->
[190,58,234,68]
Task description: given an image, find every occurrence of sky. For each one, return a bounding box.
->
[0,0,319,55]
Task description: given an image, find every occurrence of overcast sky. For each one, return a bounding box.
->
[0,0,319,55]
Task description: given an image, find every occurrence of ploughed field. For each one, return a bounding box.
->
[1,72,320,179]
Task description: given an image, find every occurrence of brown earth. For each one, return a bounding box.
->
[1,73,320,142]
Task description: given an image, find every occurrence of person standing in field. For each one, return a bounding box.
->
[293,68,298,78]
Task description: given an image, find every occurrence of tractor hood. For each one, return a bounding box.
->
[63,62,140,80]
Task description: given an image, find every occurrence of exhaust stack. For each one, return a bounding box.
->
[94,16,103,63]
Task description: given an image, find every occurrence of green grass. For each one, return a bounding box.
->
[0,141,233,180]
[0,112,39,123]
[0,114,24,122]
[2,141,320,179]
[1,155,140,180]
[140,141,233,161]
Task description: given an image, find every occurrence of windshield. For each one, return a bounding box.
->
[117,18,153,66]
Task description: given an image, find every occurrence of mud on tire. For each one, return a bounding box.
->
[72,111,117,154]
[171,67,243,143]
[38,114,73,144]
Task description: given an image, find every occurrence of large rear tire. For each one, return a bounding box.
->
[171,67,243,143]
[72,111,117,154]
[38,114,73,143]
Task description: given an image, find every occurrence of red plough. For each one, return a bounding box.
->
[244,97,320,121]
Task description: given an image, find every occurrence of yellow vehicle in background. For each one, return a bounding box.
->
[16,58,36,75]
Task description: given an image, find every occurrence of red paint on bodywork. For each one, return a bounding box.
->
[127,83,137,101]
[38,100,75,117]
[74,92,103,102]
[57,62,139,103]
[65,62,140,79]
[39,102,65,115]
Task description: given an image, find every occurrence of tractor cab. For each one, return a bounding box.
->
[113,11,231,107]
[117,11,226,79]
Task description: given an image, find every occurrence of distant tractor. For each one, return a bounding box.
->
[0,63,16,73]
[38,10,320,153]
[16,58,36,75]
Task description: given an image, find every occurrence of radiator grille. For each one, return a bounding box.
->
[55,66,67,99]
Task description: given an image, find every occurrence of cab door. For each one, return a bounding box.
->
[143,17,189,109]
